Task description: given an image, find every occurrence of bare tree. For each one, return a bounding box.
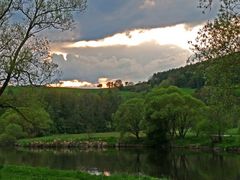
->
[0,0,87,96]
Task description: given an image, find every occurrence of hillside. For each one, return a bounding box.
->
[147,53,240,89]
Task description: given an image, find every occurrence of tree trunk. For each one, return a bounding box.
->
[136,132,139,140]
[218,130,222,142]
[0,73,11,97]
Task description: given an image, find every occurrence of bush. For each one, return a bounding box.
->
[5,124,26,139]
[0,133,16,146]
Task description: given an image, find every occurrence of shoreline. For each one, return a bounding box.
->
[15,139,240,153]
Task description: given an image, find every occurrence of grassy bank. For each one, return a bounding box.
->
[17,132,121,147]
[173,129,240,151]
[17,132,149,147]
[0,165,160,180]
[17,130,240,151]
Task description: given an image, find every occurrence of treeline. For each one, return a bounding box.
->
[114,85,240,145]
[0,88,123,145]
[128,53,240,91]
[44,90,121,134]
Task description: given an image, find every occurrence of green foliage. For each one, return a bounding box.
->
[5,124,26,139]
[148,53,240,90]
[145,86,206,144]
[114,98,145,139]
[0,107,52,137]
[44,89,122,134]
[1,87,140,136]
[195,53,240,140]
[190,1,239,61]
[194,87,239,140]
[149,62,206,89]
[0,133,16,146]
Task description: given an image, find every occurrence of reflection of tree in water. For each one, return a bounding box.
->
[145,149,240,180]
[171,153,190,180]
[131,149,141,175]
[145,150,192,180]
[1,148,240,179]
[144,149,172,178]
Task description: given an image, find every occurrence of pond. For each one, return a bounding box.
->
[0,147,240,180]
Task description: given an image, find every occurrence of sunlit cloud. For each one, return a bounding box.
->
[66,24,202,50]
[49,23,204,84]
[51,51,68,61]
[50,79,96,88]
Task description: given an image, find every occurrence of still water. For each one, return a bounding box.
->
[0,147,240,180]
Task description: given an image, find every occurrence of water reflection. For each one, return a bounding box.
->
[0,147,240,179]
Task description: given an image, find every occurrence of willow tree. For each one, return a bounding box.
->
[0,0,87,97]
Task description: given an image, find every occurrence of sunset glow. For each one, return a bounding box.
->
[49,78,114,88]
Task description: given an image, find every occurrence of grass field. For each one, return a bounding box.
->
[0,165,160,180]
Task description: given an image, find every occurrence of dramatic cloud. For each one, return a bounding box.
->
[65,24,202,50]
[46,0,217,42]
[45,0,219,87]
[50,23,200,84]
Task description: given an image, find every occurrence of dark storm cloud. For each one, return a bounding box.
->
[47,0,218,42]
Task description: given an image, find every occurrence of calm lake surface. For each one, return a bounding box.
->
[0,147,240,180]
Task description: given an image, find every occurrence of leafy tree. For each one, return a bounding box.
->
[114,79,123,88]
[197,53,240,140]
[106,82,114,88]
[197,86,240,141]
[0,0,87,97]
[100,90,122,130]
[145,86,206,143]
[114,98,145,140]
[190,0,239,61]
[97,84,103,88]
[5,123,26,139]
[0,106,52,137]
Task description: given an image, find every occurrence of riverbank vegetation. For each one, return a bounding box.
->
[0,53,238,151]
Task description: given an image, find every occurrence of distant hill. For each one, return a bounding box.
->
[125,53,240,92]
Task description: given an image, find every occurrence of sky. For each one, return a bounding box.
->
[49,0,218,88]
